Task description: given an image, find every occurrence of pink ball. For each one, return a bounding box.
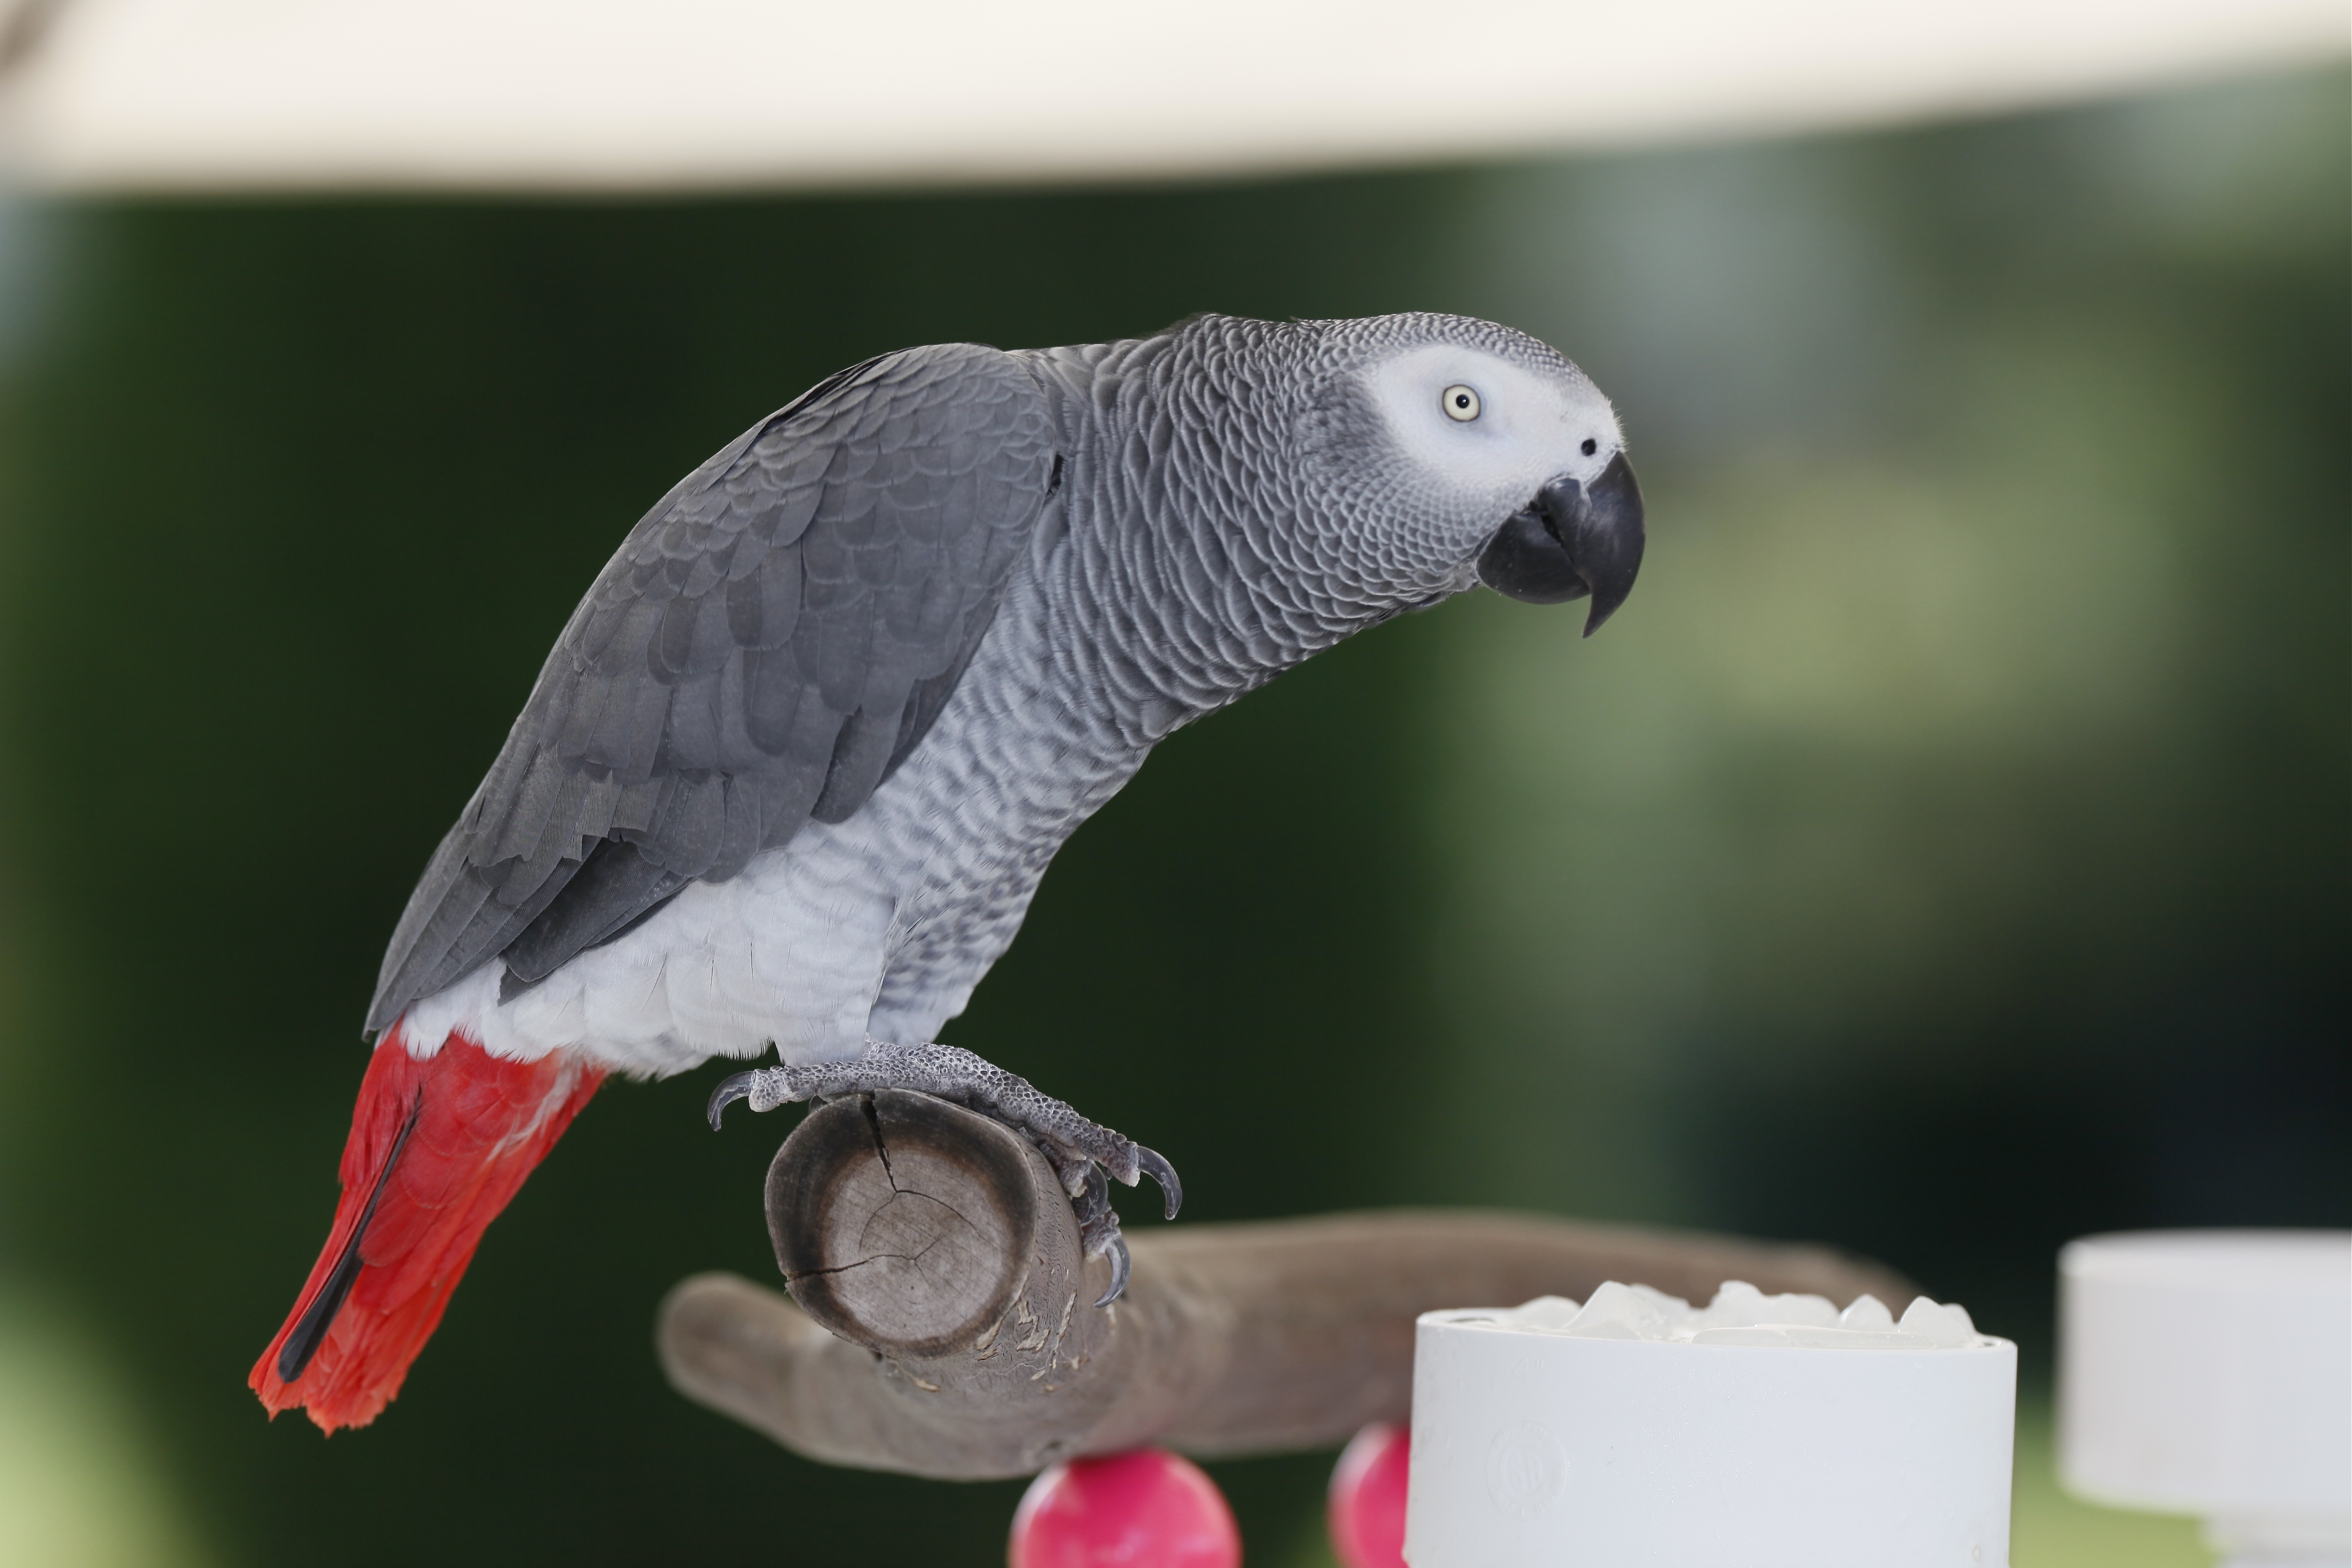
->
[1008,1448,1242,1568]
[1326,1423,1411,1568]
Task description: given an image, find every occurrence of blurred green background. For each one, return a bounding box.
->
[0,65,2343,1568]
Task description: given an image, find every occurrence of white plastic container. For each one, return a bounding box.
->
[2058,1230,2352,1568]
[1404,1285,2017,1568]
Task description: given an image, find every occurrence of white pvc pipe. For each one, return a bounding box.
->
[2059,1230,2352,1568]
[1405,1291,2017,1567]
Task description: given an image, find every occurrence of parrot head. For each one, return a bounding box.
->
[1254,312,1646,636]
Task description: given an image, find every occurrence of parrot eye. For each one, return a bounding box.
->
[1581,437,1598,456]
[1441,384,1481,422]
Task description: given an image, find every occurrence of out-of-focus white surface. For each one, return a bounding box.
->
[2059,1231,2352,1567]
[0,0,2342,191]
[1406,1299,2018,1567]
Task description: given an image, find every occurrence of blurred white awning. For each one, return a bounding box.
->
[0,0,2342,192]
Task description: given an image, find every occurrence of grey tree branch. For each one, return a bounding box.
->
[658,1090,1918,1481]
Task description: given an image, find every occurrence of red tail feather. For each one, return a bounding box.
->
[250,1027,604,1433]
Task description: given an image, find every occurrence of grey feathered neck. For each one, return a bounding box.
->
[1012,316,1426,743]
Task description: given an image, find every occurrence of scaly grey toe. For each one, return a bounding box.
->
[708,1038,1174,1307]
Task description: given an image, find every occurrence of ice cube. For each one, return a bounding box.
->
[1762,1292,1840,1328]
[1839,1294,1895,1332]
[1896,1297,1979,1346]
[1511,1295,1584,1331]
[1697,1281,1770,1328]
[1689,1324,1934,1349]
[1695,1280,1837,1330]
[1564,1280,1677,1341]
[1626,1282,1694,1318]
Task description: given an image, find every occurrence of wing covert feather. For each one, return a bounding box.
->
[366,344,1051,1036]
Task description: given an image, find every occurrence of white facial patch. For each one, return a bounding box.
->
[1365,343,1621,508]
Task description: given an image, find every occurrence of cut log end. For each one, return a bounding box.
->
[769,1090,1090,1358]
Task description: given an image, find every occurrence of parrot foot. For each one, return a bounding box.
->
[706,1039,1177,1307]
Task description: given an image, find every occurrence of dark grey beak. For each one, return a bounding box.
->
[1475,452,1647,636]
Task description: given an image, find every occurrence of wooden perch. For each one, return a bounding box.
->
[658,1090,1918,1481]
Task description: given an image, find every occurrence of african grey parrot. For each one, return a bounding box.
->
[253,311,1645,1432]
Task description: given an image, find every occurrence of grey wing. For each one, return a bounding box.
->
[363,343,1055,1039]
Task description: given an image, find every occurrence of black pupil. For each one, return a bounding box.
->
[1581,437,1598,455]
[1454,393,1470,408]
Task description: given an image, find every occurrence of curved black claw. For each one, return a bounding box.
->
[1093,1233,1133,1309]
[1080,1159,1112,1213]
[706,1070,759,1131]
[1137,1145,1183,1221]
